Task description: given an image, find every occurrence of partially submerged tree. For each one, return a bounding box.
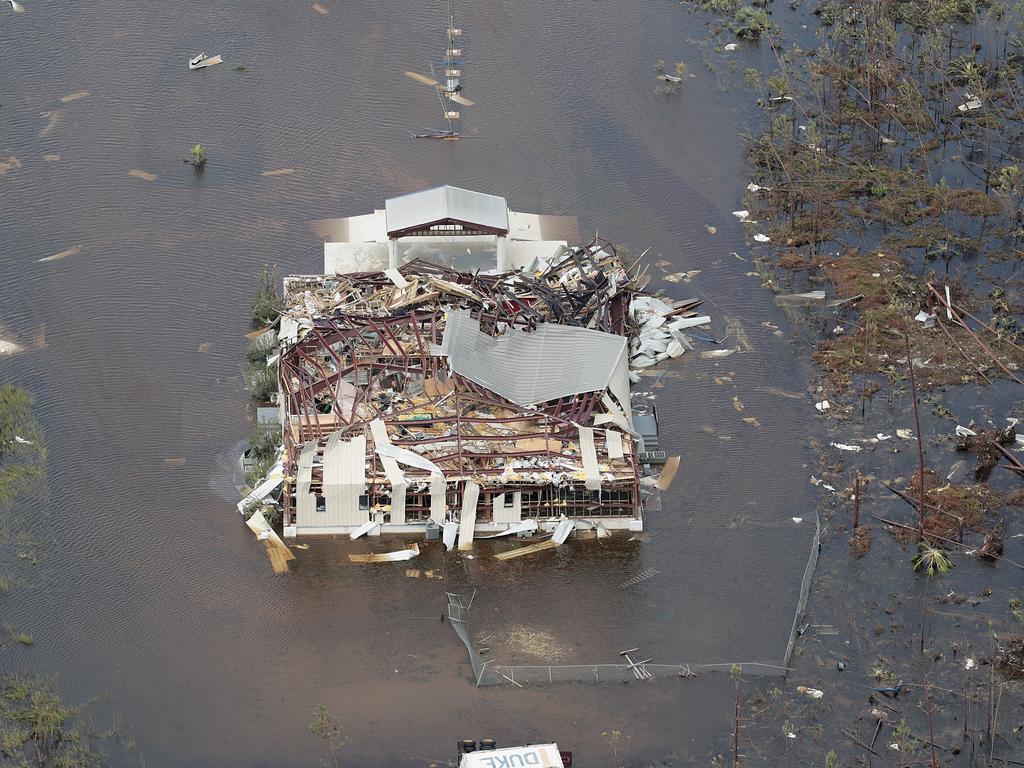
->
[251,265,284,328]
[309,705,347,768]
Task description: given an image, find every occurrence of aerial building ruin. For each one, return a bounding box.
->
[249,186,697,540]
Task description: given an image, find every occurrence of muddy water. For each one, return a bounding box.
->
[0,2,816,765]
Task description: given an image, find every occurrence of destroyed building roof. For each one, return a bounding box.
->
[385,185,510,238]
[441,309,628,407]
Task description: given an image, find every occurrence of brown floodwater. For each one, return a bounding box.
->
[0,2,817,765]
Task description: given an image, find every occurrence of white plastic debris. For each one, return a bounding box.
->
[746,182,768,192]
[732,210,750,219]
[914,310,936,328]
[753,233,771,243]
[955,425,977,437]
[13,435,33,445]
[965,658,976,670]
[957,95,982,112]
[896,428,913,439]
[831,442,863,452]
[815,400,830,413]
[724,42,739,51]
[775,290,826,305]
[796,686,824,699]
[701,348,737,359]
[792,517,803,524]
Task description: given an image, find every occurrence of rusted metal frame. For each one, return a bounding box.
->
[291,345,335,427]
[407,310,431,372]
[292,342,346,424]
[281,355,319,444]
[367,316,409,367]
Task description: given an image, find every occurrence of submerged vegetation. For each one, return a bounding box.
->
[740,0,1024,392]
[676,0,1024,764]
[0,385,45,505]
[0,675,129,767]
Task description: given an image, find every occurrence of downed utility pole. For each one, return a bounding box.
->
[619,648,653,681]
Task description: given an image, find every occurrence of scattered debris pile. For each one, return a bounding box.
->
[996,635,1024,680]
[955,421,1020,481]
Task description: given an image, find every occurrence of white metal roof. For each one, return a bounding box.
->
[385,185,509,236]
[459,744,563,768]
[441,309,627,406]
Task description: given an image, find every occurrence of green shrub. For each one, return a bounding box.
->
[732,6,770,38]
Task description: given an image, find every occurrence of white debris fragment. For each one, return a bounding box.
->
[965,658,976,670]
[914,310,936,328]
[701,348,737,359]
[792,517,803,524]
[753,233,771,243]
[796,686,824,699]
[955,425,977,437]
[957,95,982,112]
[732,210,750,219]
[831,442,863,452]
[896,428,913,439]
[724,42,739,51]
[13,435,33,445]
[815,400,830,413]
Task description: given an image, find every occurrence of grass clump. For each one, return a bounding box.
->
[731,6,770,38]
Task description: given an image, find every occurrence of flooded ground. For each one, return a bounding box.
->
[0,2,818,765]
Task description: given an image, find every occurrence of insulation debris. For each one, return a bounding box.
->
[349,543,420,563]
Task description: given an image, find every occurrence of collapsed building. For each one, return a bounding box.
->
[251,186,701,540]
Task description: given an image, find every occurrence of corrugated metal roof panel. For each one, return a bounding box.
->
[385,185,509,236]
[442,309,627,405]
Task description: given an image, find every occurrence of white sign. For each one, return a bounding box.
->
[460,743,564,768]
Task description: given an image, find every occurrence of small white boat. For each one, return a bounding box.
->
[188,52,223,70]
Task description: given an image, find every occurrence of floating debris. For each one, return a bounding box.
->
[830,442,862,452]
[494,539,559,560]
[262,168,295,177]
[0,156,22,176]
[753,233,771,242]
[37,244,81,263]
[43,154,61,161]
[701,348,737,359]
[312,2,328,13]
[128,169,157,181]
[189,52,224,70]
[775,290,826,306]
[59,90,89,103]
[815,400,830,412]
[349,543,420,563]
